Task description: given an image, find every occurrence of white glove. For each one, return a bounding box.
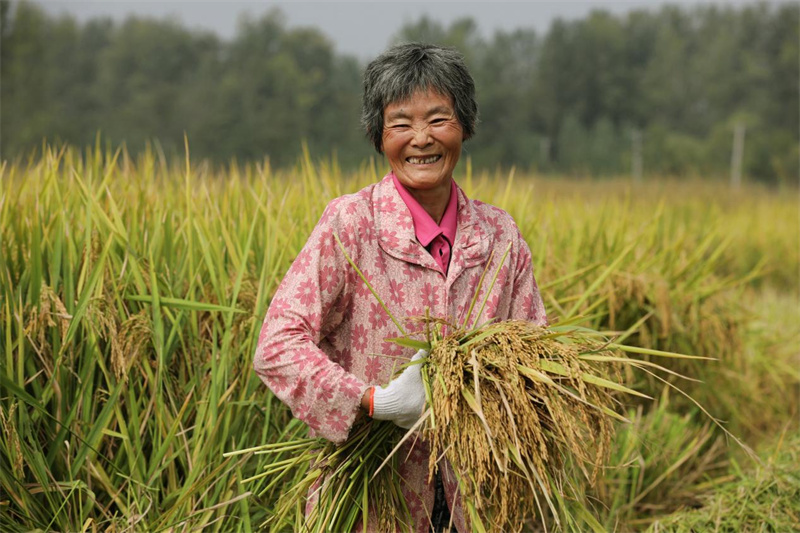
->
[371,349,428,429]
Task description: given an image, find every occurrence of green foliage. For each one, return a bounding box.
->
[580,398,730,528]
[647,431,800,533]
[1,1,797,181]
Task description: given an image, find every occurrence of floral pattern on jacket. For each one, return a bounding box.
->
[254,173,546,532]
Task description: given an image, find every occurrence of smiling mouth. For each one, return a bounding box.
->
[406,155,441,165]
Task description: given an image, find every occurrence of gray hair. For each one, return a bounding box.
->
[361,43,478,153]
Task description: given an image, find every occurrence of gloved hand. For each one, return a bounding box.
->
[371,349,428,429]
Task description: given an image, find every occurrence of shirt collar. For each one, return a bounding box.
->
[391,172,458,247]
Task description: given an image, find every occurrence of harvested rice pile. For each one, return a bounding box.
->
[421,319,630,532]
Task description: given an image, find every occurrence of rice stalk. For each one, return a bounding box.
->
[226,418,411,532]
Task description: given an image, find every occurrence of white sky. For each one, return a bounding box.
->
[35,1,785,59]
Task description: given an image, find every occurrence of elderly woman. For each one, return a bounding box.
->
[254,43,546,532]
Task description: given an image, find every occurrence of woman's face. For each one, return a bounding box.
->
[381,89,464,193]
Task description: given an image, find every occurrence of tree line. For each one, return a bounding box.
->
[1,0,797,182]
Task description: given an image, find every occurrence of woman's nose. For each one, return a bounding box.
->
[411,124,433,147]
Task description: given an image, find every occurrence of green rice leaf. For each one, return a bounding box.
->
[125,294,245,313]
[385,337,430,351]
[609,343,716,360]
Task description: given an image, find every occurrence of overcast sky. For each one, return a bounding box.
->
[36,1,783,59]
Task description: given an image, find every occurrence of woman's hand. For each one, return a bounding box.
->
[370,349,428,429]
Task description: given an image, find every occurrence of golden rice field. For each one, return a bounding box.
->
[1,145,799,531]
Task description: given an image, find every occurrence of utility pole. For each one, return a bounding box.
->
[730,122,746,190]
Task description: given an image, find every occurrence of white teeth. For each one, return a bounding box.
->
[408,155,440,164]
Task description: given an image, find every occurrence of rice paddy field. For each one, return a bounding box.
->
[1,145,799,532]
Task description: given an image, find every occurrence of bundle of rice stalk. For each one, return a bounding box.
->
[411,318,647,533]
[225,418,410,532]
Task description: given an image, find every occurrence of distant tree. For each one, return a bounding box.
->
[0,1,796,181]
[93,17,211,154]
[220,10,363,166]
[588,117,623,176]
[1,1,50,157]
[471,28,539,168]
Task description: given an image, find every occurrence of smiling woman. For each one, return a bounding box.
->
[253,42,546,532]
[382,89,464,222]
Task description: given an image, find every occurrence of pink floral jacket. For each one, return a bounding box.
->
[254,174,546,532]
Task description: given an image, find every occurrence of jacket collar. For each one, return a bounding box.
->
[373,173,490,281]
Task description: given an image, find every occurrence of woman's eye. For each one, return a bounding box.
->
[430,118,447,125]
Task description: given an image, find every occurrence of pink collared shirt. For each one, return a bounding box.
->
[391,172,458,275]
